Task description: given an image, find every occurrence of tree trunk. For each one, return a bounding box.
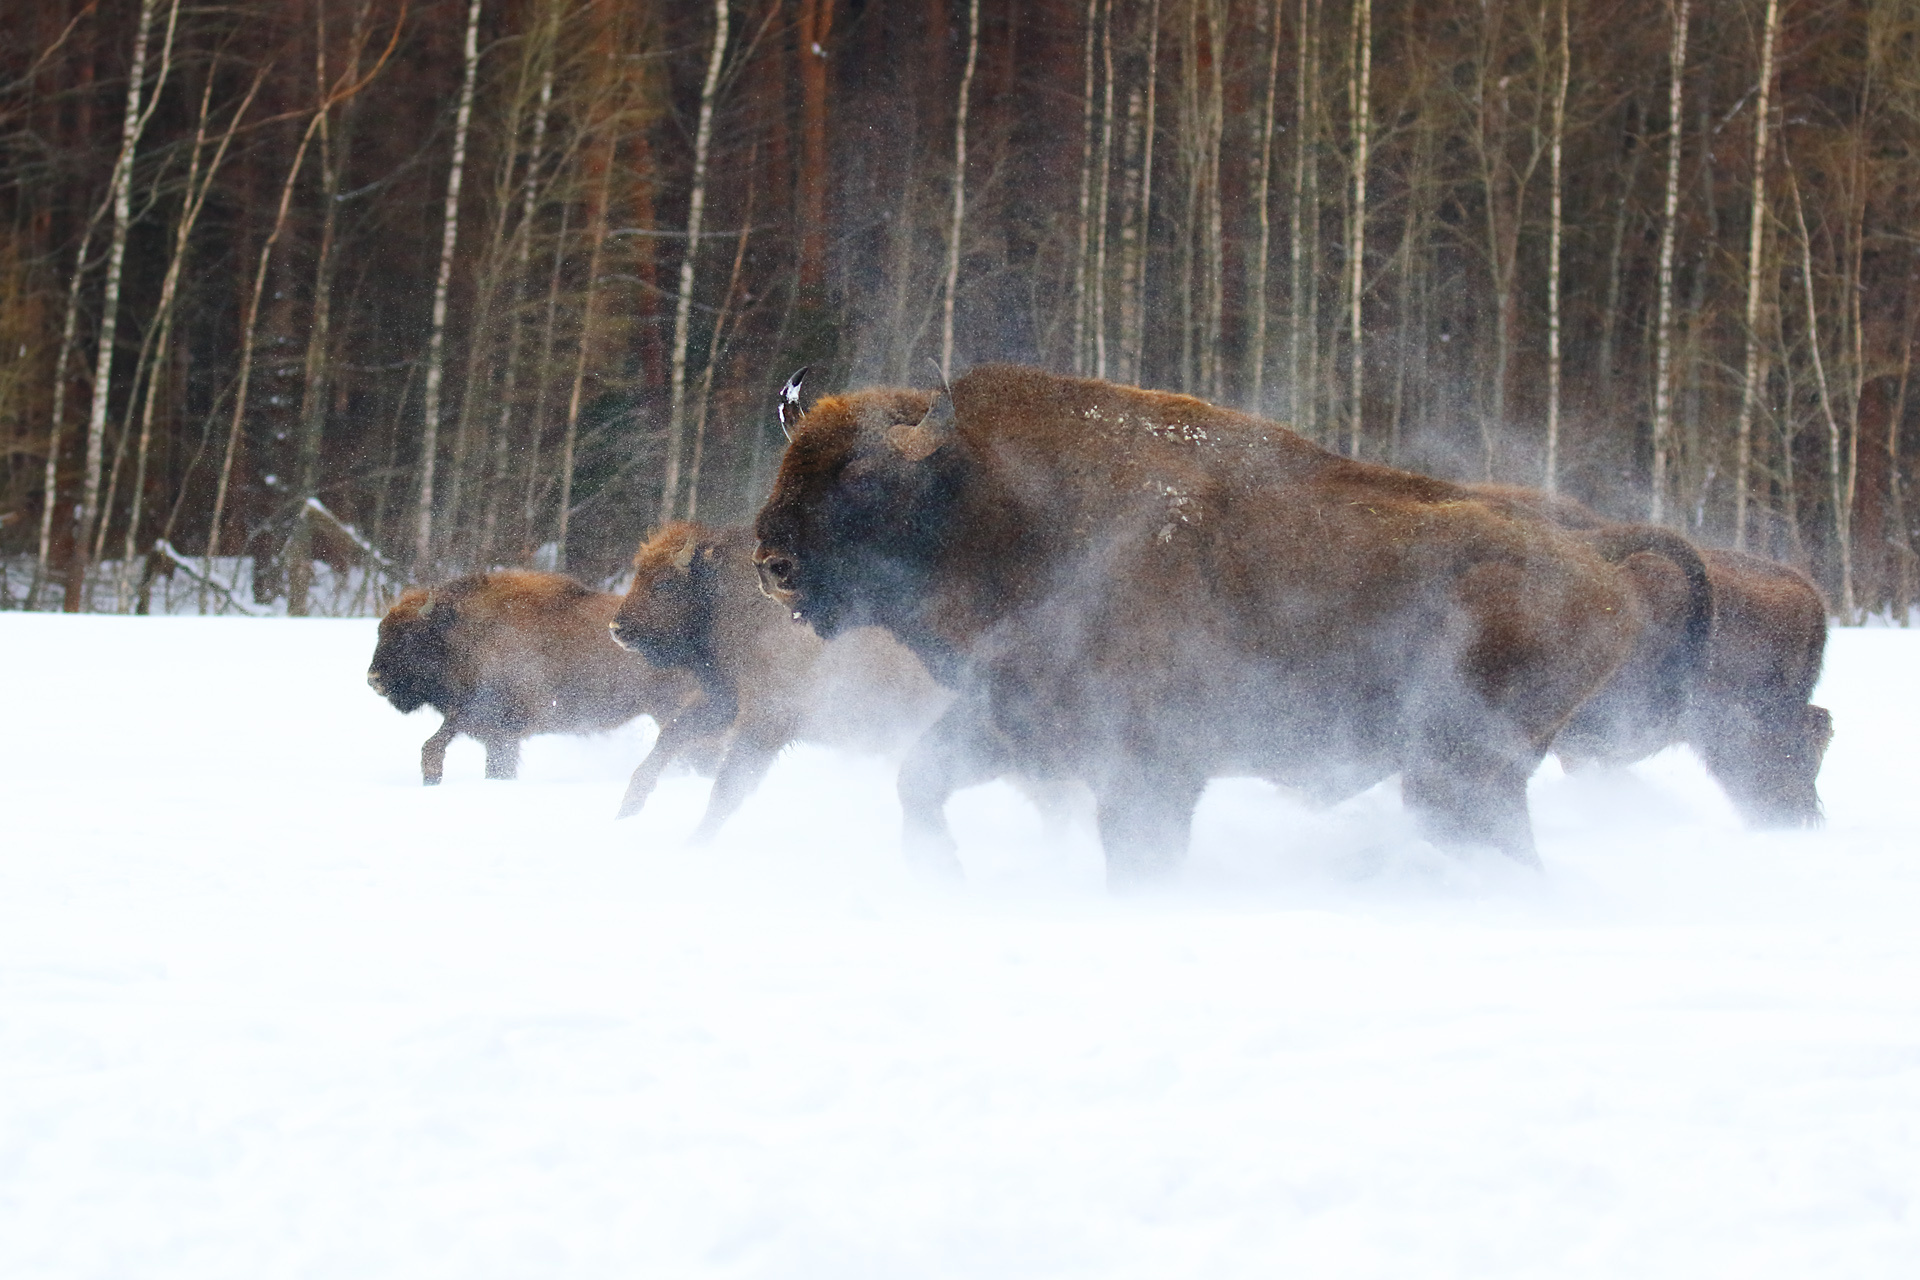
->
[1290,0,1321,438]
[1345,0,1370,457]
[412,0,484,575]
[1073,0,1098,375]
[1092,0,1116,379]
[28,209,102,610]
[1648,0,1690,524]
[939,0,981,381]
[1124,0,1161,384]
[118,65,257,612]
[289,3,363,615]
[67,0,175,612]
[1246,0,1283,408]
[1544,0,1569,493]
[1787,162,1854,620]
[662,0,731,523]
[481,9,557,567]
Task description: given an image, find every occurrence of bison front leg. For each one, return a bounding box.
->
[689,729,787,844]
[896,699,1011,878]
[1092,763,1205,890]
[617,694,734,820]
[420,718,458,785]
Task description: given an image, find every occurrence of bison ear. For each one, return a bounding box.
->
[886,391,956,463]
[777,366,810,441]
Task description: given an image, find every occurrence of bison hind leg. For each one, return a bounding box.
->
[1093,767,1206,891]
[483,737,522,780]
[1692,701,1832,829]
[1401,739,1542,868]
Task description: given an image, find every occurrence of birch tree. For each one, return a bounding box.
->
[661,0,730,522]
[939,0,980,381]
[1731,0,1780,549]
[1544,0,1570,492]
[1247,0,1284,408]
[66,0,176,611]
[1345,0,1371,457]
[1648,0,1690,524]
[412,0,484,573]
[1290,0,1322,437]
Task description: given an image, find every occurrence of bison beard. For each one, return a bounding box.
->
[755,365,1646,885]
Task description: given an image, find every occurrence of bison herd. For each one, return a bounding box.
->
[368,364,1832,887]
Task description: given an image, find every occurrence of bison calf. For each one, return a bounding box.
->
[368,569,701,784]
[609,521,950,839]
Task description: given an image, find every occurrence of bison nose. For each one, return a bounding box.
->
[366,670,385,694]
[757,553,796,600]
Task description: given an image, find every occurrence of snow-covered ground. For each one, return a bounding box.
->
[3,612,1917,1278]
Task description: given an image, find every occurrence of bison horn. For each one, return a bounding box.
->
[671,533,697,572]
[777,366,810,441]
[886,389,956,462]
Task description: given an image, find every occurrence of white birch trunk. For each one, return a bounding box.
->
[1073,0,1098,375]
[28,212,100,609]
[1734,0,1780,548]
[70,0,174,610]
[1649,0,1690,524]
[1127,0,1161,383]
[662,0,730,522]
[940,0,981,381]
[1544,0,1569,493]
[1247,0,1282,408]
[118,67,253,611]
[1787,165,1854,619]
[483,26,556,565]
[1093,0,1116,379]
[1346,0,1370,457]
[412,0,483,572]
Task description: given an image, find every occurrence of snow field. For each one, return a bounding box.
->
[1,613,1917,1277]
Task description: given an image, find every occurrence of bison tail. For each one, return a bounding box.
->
[1589,525,1715,711]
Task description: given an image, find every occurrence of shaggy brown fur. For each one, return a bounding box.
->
[754,365,1649,883]
[368,570,701,784]
[610,521,949,838]
[1470,485,1832,826]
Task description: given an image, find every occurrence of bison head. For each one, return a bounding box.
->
[753,383,965,641]
[610,522,721,671]
[367,587,456,713]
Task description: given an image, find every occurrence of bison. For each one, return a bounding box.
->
[1471,484,1832,825]
[609,520,951,839]
[368,569,702,784]
[753,364,1656,884]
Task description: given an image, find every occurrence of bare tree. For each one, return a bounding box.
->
[1092,0,1116,379]
[67,0,178,611]
[412,0,484,573]
[1073,0,1098,375]
[1787,159,1854,619]
[661,0,730,522]
[1290,0,1321,437]
[1732,0,1780,549]
[939,0,980,381]
[1648,0,1690,524]
[1543,0,1569,492]
[1345,0,1370,457]
[1246,0,1283,408]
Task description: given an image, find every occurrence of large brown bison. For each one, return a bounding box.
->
[368,570,701,784]
[753,365,1654,884]
[609,521,950,838]
[1471,485,1832,825]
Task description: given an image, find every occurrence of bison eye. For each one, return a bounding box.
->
[763,555,796,587]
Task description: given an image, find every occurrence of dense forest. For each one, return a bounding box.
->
[1,0,1915,617]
